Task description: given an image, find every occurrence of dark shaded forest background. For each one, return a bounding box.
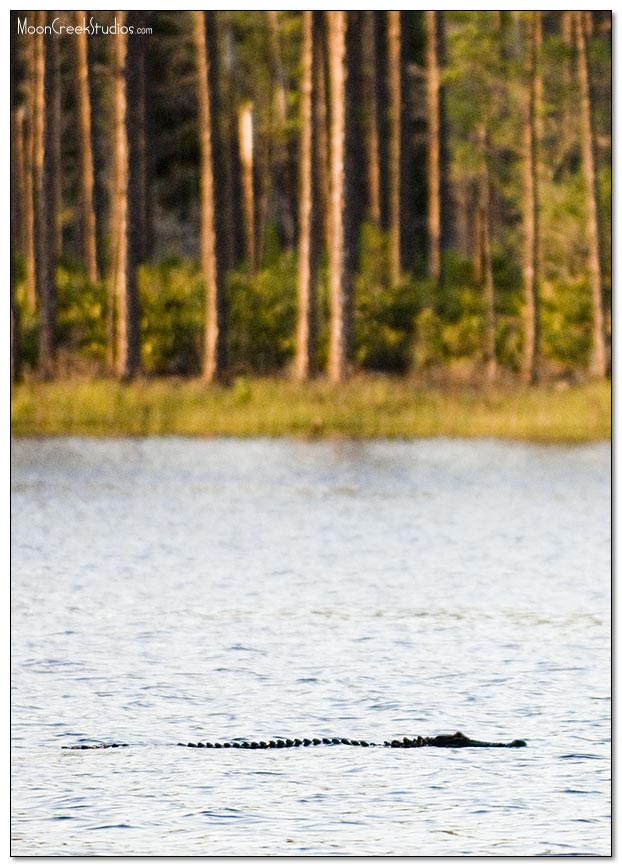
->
[10,11,611,385]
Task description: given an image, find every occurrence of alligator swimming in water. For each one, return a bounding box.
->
[62,731,527,750]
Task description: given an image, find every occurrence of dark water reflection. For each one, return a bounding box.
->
[11,438,610,855]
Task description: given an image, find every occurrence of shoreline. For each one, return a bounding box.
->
[10,377,611,443]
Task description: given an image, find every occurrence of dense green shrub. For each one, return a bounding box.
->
[226,251,298,374]
[140,260,203,375]
[354,224,422,372]
[12,236,605,379]
[540,278,592,367]
[56,265,108,362]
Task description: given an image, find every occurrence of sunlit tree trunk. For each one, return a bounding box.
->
[575,10,607,378]
[75,12,98,282]
[194,11,225,382]
[361,11,381,227]
[48,26,62,259]
[111,12,140,379]
[426,10,443,285]
[387,11,401,286]
[326,11,348,383]
[313,15,331,253]
[522,11,541,385]
[294,10,316,381]
[238,101,257,275]
[33,12,57,376]
[478,125,496,382]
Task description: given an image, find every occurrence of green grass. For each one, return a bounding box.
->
[10,376,610,443]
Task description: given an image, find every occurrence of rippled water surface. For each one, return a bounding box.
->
[11,437,611,856]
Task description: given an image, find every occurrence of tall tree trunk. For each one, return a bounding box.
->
[386,11,401,286]
[294,10,316,381]
[313,15,331,254]
[111,12,140,379]
[21,79,36,311]
[10,62,22,381]
[48,25,62,259]
[522,11,541,385]
[11,255,21,382]
[425,10,443,285]
[33,12,57,376]
[194,11,225,382]
[575,10,607,378]
[238,101,257,275]
[255,122,270,271]
[560,11,574,159]
[478,125,496,382]
[75,12,98,282]
[32,17,45,297]
[11,107,26,256]
[326,10,348,383]
[133,15,151,264]
[361,11,381,227]
[219,26,239,270]
[344,12,364,341]
[266,10,295,248]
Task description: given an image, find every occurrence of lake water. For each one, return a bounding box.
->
[11,437,611,856]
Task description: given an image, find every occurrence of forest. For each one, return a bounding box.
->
[10,10,611,390]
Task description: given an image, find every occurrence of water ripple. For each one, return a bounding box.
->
[11,438,610,856]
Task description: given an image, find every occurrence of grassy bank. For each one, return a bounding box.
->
[10,376,610,442]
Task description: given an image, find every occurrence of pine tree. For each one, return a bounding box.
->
[326,10,348,383]
[361,12,381,227]
[294,10,316,381]
[111,11,140,379]
[238,101,257,275]
[521,12,542,384]
[575,11,607,378]
[386,11,401,286]
[33,12,57,376]
[194,11,226,381]
[75,11,98,282]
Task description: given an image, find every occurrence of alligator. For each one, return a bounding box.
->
[62,731,527,750]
